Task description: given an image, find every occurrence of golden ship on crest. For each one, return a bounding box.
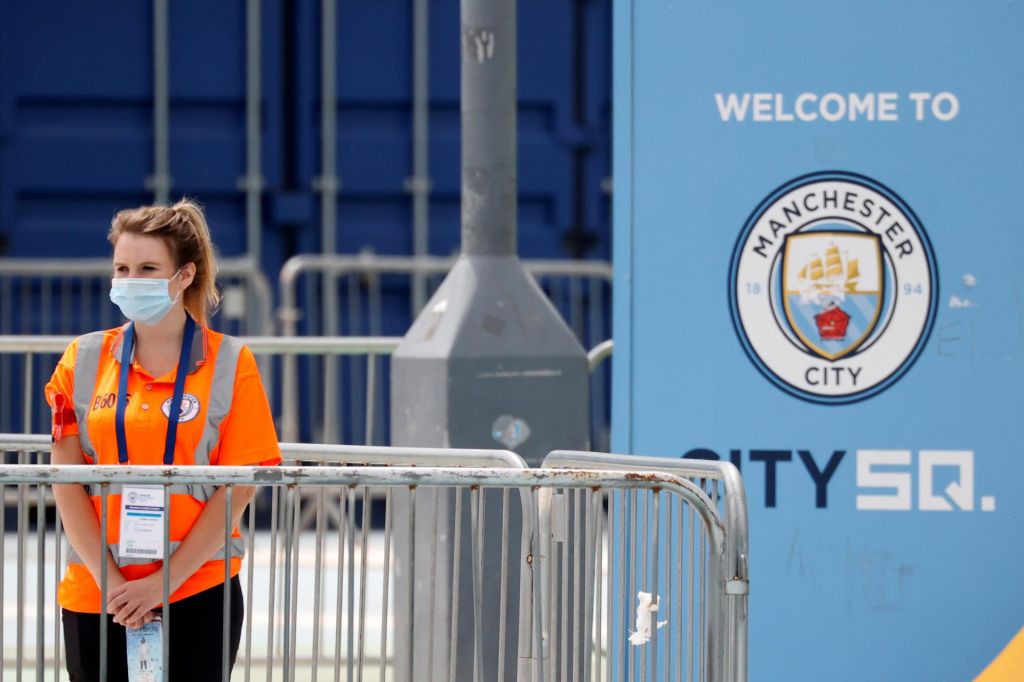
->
[795,243,857,340]
[798,244,861,297]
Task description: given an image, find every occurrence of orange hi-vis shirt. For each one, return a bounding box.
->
[44,322,281,613]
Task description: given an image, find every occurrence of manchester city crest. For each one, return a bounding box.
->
[161,393,202,423]
[782,232,883,361]
[729,172,938,404]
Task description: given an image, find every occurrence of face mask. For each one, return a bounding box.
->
[109,271,182,326]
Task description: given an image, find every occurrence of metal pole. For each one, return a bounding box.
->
[16,451,25,682]
[163,485,172,682]
[35,470,45,682]
[100,485,109,682]
[243,0,264,264]
[319,0,338,257]
[409,0,431,314]
[223,486,234,682]
[282,486,295,681]
[313,488,325,682]
[378,489,393,682]
[150,0,171,203]
[461,0,516,256]
[320,0,341,442]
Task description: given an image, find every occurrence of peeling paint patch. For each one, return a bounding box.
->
[461,168,487,223]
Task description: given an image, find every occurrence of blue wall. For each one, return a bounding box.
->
[0,0,611,278]
[614,1,1023,680]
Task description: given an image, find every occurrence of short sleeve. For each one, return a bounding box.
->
[214,346,281,466]
[44,341,79,442]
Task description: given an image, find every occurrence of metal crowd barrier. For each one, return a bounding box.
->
[542,451,749,682]
[0,335,396,445]
[0,254,611,448]
[0,434,744,682]
[277,254,613,449]
[0,258,274,437]
[277,254,612,338]
[0,334,613,453]
[0,258,273,338]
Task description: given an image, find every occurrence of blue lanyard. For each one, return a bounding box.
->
[114,316,196,465]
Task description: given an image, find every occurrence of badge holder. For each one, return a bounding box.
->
[125,619,163,682]
[118,486,167,560]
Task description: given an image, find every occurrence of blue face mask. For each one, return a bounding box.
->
[109,271,183,326]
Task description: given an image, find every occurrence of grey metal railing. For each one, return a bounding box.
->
[277,254,613,449]
[0,254,610,447]
[278,254,612,337]
[0,434,742,681]
[0,335,395,446]
[586,339,613,373]
[0,333,612,454]
[542,450,749,682]
[0,257,273,337]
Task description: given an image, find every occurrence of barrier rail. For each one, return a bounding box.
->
[0,258,275,439]
[0,335,397,446]
[0,335,612,451]
[0,254,612,448]
[542,450,749,682]
[0,434,743,681]
[0,258,273,337]
[277,254,612,449]
[277,254,613,335]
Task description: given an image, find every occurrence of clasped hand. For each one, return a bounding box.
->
[107,574,163,629]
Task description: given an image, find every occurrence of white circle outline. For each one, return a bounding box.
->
[161,393,202,423]
[729,172,939,404]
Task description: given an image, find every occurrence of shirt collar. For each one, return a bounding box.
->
[110,321,207,375]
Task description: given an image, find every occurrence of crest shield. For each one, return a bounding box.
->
[782,231,884,360]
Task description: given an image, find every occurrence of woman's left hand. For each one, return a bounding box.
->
[107,573,164,627]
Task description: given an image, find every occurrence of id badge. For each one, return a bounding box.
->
[119,486,166,560]
[126,619,162,682]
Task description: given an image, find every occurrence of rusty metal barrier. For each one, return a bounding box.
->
[542,451,749,682]
[0,434,742,681]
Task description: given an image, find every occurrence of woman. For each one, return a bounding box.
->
[45,199,281,681]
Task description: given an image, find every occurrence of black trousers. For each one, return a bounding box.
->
[62,577,244,682]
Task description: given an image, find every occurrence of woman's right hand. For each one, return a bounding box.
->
[125,610,158,630]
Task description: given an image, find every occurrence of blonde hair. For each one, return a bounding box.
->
[108,198,221,327]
